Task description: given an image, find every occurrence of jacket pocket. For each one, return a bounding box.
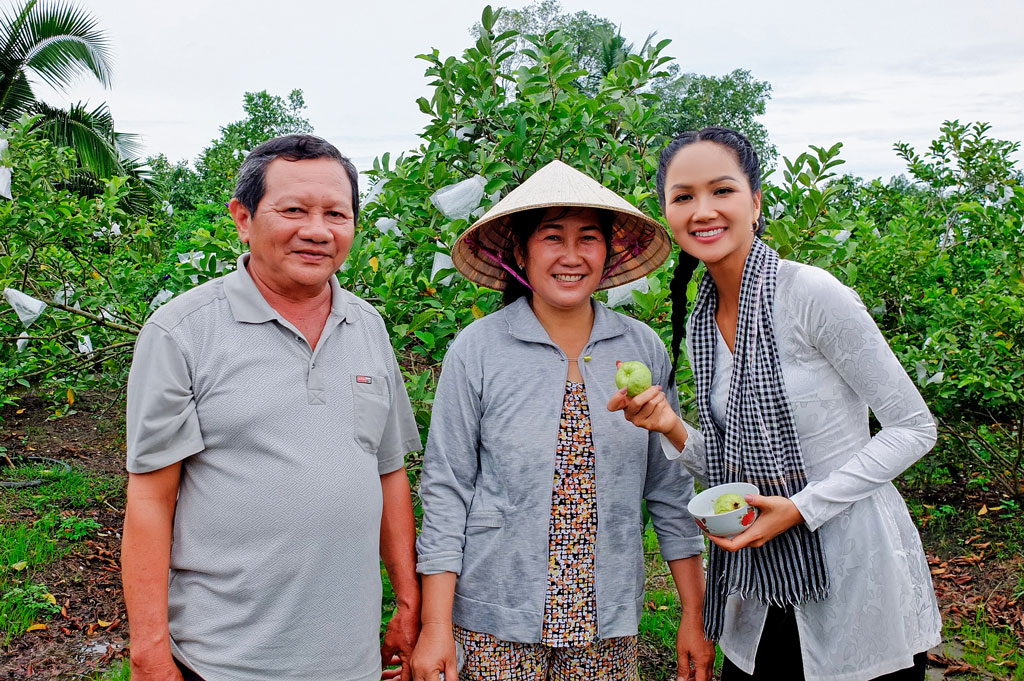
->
[458,511,505,600]
[465,511,503,529]
[351,374,388,454]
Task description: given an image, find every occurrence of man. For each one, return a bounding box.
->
[122,135,421,681]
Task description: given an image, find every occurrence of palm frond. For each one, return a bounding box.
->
[0,0,112,124]
[29,100,122,178]
[0,0,38,68]
[0,71,36,125]
[20,0,113,90]
[113,128,144,161]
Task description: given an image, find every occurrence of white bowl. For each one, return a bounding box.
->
[687,482,760,537]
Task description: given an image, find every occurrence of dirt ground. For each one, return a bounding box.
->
[1,395,1021,680]
[2,395,129,679]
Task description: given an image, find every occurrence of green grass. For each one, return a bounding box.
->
[0,518,64,568]
[640,527,725,678]
[906,495,1024,560]
[0,579,60,644]
[0,465,114,644]
[940,613,1024,681]
[0,461,66,481]
[88,657,131,680]
[0,517,78,643]
[1,467,123,514]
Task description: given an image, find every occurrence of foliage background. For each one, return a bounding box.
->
[1,3,1023,675]
[2,4,1021,501]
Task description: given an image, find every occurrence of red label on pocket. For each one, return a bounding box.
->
[356,375,372,384]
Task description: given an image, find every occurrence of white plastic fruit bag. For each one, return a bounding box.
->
[53,283,77,307]
[3,288,47,327]
[430,175,486,221]
[0,166,11,200]
[605,277,650,308]
[431,249,456,286]
[92,222,122,238]
[363,178,387,208]
[470,191,502,219]
[78,335,93,354]
[149,289,174,310]
[0,136,10,200]
[375,217,401,237]
[178,251,204,284]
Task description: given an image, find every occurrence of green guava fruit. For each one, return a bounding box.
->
[713,493,745,515]
[615,361,652,398]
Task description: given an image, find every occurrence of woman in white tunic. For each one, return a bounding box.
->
[608,127,941,681]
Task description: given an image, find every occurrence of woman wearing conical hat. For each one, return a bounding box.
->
[412,161,713,681]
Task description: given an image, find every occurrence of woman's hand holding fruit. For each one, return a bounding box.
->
[607,383,687,444]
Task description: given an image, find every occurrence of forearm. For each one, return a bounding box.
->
[663,416,689,451]
[420,572,457,626]
[380,468,420,611]
[668,555,706,622]
[122,466,180,661]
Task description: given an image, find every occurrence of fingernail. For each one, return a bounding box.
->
[656,385,663,392]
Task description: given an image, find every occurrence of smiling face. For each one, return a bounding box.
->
[230,156,355,299]
[518,207,608,315]
[662,141,762,273]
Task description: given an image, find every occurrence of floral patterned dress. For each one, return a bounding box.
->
[541,380,599,646]
[453,380,637,679]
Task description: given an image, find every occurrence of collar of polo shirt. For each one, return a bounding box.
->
[225,253,355,326]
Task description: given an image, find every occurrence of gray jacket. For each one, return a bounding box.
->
[416,297,704,643]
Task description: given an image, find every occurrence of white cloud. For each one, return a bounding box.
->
[31,0,1024,182]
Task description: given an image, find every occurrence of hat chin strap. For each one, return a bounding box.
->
[465,235,535,291]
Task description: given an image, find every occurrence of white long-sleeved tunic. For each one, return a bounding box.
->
[669,259,941,681]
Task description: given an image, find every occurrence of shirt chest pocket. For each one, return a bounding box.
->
[351,374,389,454]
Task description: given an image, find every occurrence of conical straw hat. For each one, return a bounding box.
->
[451,160,671,291]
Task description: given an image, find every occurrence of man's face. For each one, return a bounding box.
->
[230,157,355,298]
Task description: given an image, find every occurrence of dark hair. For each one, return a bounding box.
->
[233,134,360,223]
[655,126,765,365]
[501,206,615,306]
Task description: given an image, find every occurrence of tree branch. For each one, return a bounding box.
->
[47,300,141,334]
[9,340,134,382]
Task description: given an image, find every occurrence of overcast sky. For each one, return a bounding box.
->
[31,0,1024,185]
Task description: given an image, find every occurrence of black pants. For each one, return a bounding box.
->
[175,659,206,681]
[719,606,927,681]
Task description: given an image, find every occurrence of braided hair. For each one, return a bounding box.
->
[656,127,765,366]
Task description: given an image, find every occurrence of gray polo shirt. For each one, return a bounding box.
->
[126,254,421,681]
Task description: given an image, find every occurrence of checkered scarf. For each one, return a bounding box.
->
[690,238,829,641]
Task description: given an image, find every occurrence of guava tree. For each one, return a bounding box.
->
[0,116,165,407]
[773,122,1024,500]
[150,89,314,212]
[471,0,775,161]
[342,5,679,429]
